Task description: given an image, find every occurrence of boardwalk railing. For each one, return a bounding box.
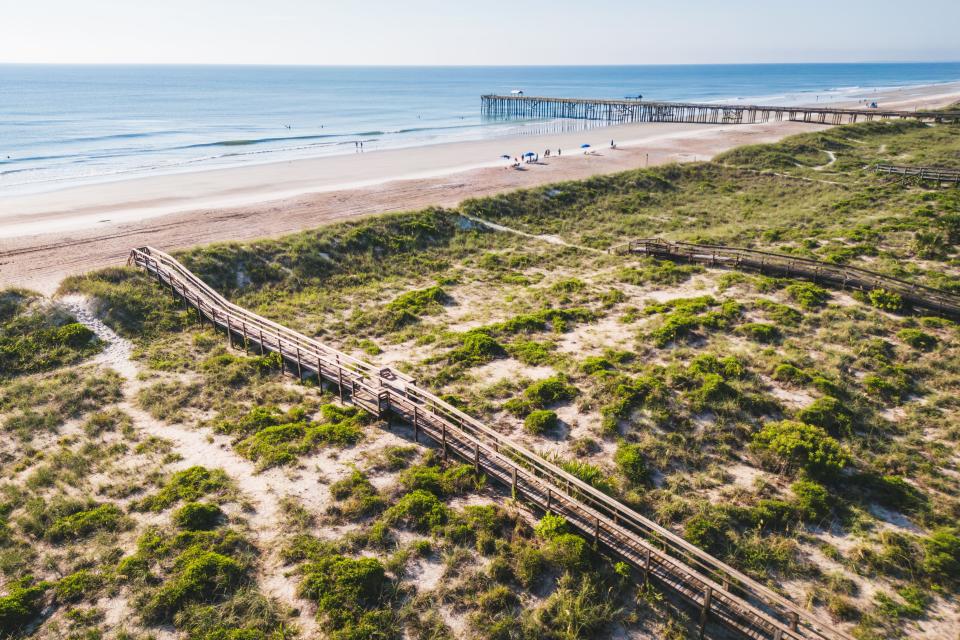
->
[614,239,960,319]
[130,246,855,640]
[481,95,960,126]
[875,164,960,184]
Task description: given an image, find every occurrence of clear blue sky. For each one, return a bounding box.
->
[2,0,958,65]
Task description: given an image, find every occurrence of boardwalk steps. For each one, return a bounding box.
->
[130,246,855,640]
[614,239,960,319]
[875,164,960,185]
[481,95,960,126]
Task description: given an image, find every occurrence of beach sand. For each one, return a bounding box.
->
[1,82,958,294]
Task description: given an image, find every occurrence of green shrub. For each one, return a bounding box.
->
[863,374,905,402]
[382,490,448,531]
[599,374,665,433]
[796,396,853,437]
[0,290,102,379]
[509,340,554,365]
[173,503,224,531]
[143,550,246,623]
[398,463,477,498]
[512,543,546,588]
[448,332,505,365]
[755,299,803,326]
[785,282,830,309]
[138,466,231,511]
[233,405,365,469]
[534,513,569,539]
[524,409,558,435]
[751,420,848,477]
[55,570,103,603]
[868,289,903,311]
[922,527,960,583]
[791,480,832,521]
[617,258,702,285]
[738,322,780,343]
[379,285,449,330]
[581,356,615,375]
[523,375,577,408]
[46,503,125,541]
[897,328,937,350]
[614,443,650,487]
[772,363,810,385]
[298,554,391,632]
[329,470,387,520]
[0,578,47,636]
[544,533,592,573]
[684,509,730,555]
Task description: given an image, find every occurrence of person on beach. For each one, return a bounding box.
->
[557,148,561,156]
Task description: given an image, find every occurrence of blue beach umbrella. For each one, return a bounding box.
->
[522,151,536,157]
[500,155,511,159]
[580,143,591,149]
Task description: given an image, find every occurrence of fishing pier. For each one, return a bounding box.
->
[481,95,960,125]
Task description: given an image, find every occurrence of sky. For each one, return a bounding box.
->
[2,0,958,65]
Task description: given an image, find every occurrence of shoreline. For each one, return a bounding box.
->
[1,81,958,295]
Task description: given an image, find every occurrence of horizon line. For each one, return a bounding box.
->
[2,60,960,68]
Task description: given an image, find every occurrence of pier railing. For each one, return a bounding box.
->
[875,164,960,184]
[614,239,960,318]
[130,246,856,640]
[481,95,960,126]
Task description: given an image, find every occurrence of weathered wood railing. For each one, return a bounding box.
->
[129,246,854,640]
[614,239,960,319]
[875,164,960,184]
[481,95,960,126]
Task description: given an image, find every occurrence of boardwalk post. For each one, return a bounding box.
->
[441,423,448,460]
[241,322,248,354]
[278,339,285,375]
[474,441,480,471]
[511,467,517,497]
[789,612,799,631]
[317,357,324,390]
[258,329,265,356]
[699,586,713,640]
[644,548,651,583]
[594,516,600,544]
[337,367,344,402]
[413,406,419,442]
[547,488,552,513]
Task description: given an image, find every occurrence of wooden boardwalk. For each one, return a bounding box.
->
[481,95,960,126]
[130,246,855,640]
[615,239,960,319]
[875,164,960,185]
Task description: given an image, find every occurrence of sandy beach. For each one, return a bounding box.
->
[1,81,958,294]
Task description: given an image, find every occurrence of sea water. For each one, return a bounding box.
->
[1,62,958,194]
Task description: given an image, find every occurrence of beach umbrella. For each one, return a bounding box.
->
[500,155,511,159]
[522,151,536,157]
[580,143,591,149]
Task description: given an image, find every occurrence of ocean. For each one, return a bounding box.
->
[2,62,958,195]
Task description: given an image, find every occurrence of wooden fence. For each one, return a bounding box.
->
[614,239,960,319]
[129,246,856,640]
[875,164,960,185]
